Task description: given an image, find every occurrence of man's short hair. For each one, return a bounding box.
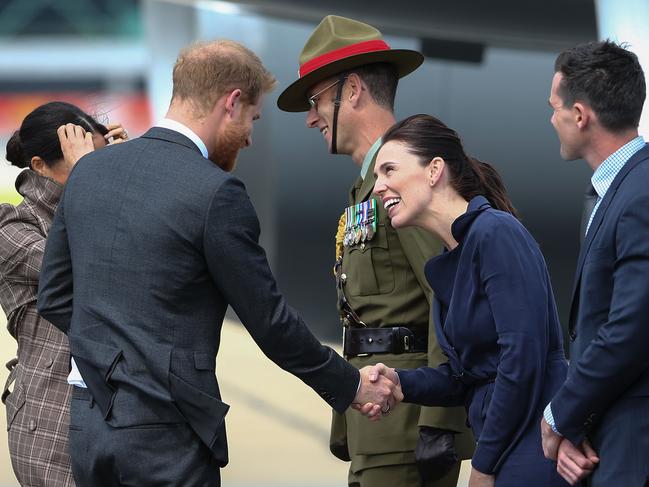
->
[172,39,277,116]
[349,63,399,111]
[554,40,646,132]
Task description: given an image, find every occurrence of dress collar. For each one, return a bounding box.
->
[450,195,491,243]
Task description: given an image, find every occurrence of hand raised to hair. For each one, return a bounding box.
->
[57,123,94,170]
[104,122,129,144]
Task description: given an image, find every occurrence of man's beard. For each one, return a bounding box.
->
[210,122,248,172]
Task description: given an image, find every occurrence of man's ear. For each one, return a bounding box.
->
[347,73,364,107]
[224,89,243,117]
[573,102,590,130]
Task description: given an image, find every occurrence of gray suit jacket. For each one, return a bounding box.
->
[37,127,359,466]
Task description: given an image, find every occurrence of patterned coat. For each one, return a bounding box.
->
[0,170,74,486]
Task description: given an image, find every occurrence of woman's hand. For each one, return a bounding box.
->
[468,467,495,487]
[105,122,129,144]
[352,363,403,421]
[57,123,94,169]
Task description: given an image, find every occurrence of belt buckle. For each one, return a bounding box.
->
[390,327,410,354]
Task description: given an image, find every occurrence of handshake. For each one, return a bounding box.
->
[352,363,403,420]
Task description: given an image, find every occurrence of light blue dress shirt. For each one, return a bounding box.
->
[360,137,382,180]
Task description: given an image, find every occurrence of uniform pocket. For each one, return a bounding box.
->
[345,224,394,296]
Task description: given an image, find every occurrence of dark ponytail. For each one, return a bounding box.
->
[382,114,517,217]
[464,156,517,216]
[4,101,106,169]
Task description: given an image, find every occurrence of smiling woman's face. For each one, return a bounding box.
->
[373,140,433,229]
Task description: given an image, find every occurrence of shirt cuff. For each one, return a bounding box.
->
[543,403,561,435]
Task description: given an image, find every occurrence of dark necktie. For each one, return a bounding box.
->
[579,183,598,243]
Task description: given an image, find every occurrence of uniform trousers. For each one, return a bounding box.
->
[348,459,460,487]
[68,387,221,486]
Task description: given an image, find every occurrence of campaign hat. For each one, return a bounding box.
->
[277,15,424,112]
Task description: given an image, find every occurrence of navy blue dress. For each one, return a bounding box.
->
[398,196,570,486]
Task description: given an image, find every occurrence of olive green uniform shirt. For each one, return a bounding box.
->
[330,151,473,474]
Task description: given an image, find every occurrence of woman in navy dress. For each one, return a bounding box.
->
[365,114,571,486]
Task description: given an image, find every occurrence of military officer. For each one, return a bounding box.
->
[278,15,473,487]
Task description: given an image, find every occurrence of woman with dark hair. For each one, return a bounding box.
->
[0,101,127,486]
[362,114,571,486]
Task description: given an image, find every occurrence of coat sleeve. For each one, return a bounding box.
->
[398,362,468,407]
[552,191,649,445]
[0,208,46,287]
[203,177,359,413]
[396,226,469,432]
[37,194,73,334]
[471,217,551,474]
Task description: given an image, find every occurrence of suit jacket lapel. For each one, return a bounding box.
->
[569,144,649,318]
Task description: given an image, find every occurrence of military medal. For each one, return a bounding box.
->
[342,198,378,247]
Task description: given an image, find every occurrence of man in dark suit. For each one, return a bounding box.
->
[541,40,649,486]
[37,39,397,486]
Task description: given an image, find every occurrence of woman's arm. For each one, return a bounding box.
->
[396,362,468,407]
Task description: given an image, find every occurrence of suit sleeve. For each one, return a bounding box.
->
[396,226,469,432]
[552,191,649,444]
[37,193,73,334]
[203,177,359,413]
[471,219,550,474]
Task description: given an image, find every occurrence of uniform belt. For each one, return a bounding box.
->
[343,327,427,358]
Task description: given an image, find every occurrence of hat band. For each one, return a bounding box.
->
[299,39,391,78]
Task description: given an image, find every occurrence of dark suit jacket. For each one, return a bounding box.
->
[398,197,567,475]
[37,127,359,466]
[552,144,649,446]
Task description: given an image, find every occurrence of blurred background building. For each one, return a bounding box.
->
[0,0,647,485]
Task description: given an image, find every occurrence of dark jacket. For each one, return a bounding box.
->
[37,127,360,467]
[398,196,567,475]
[551,144,649,483]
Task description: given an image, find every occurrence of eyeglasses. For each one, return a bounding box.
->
[307,77,345,110]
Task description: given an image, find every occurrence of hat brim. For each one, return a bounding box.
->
[277,49,424,112]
